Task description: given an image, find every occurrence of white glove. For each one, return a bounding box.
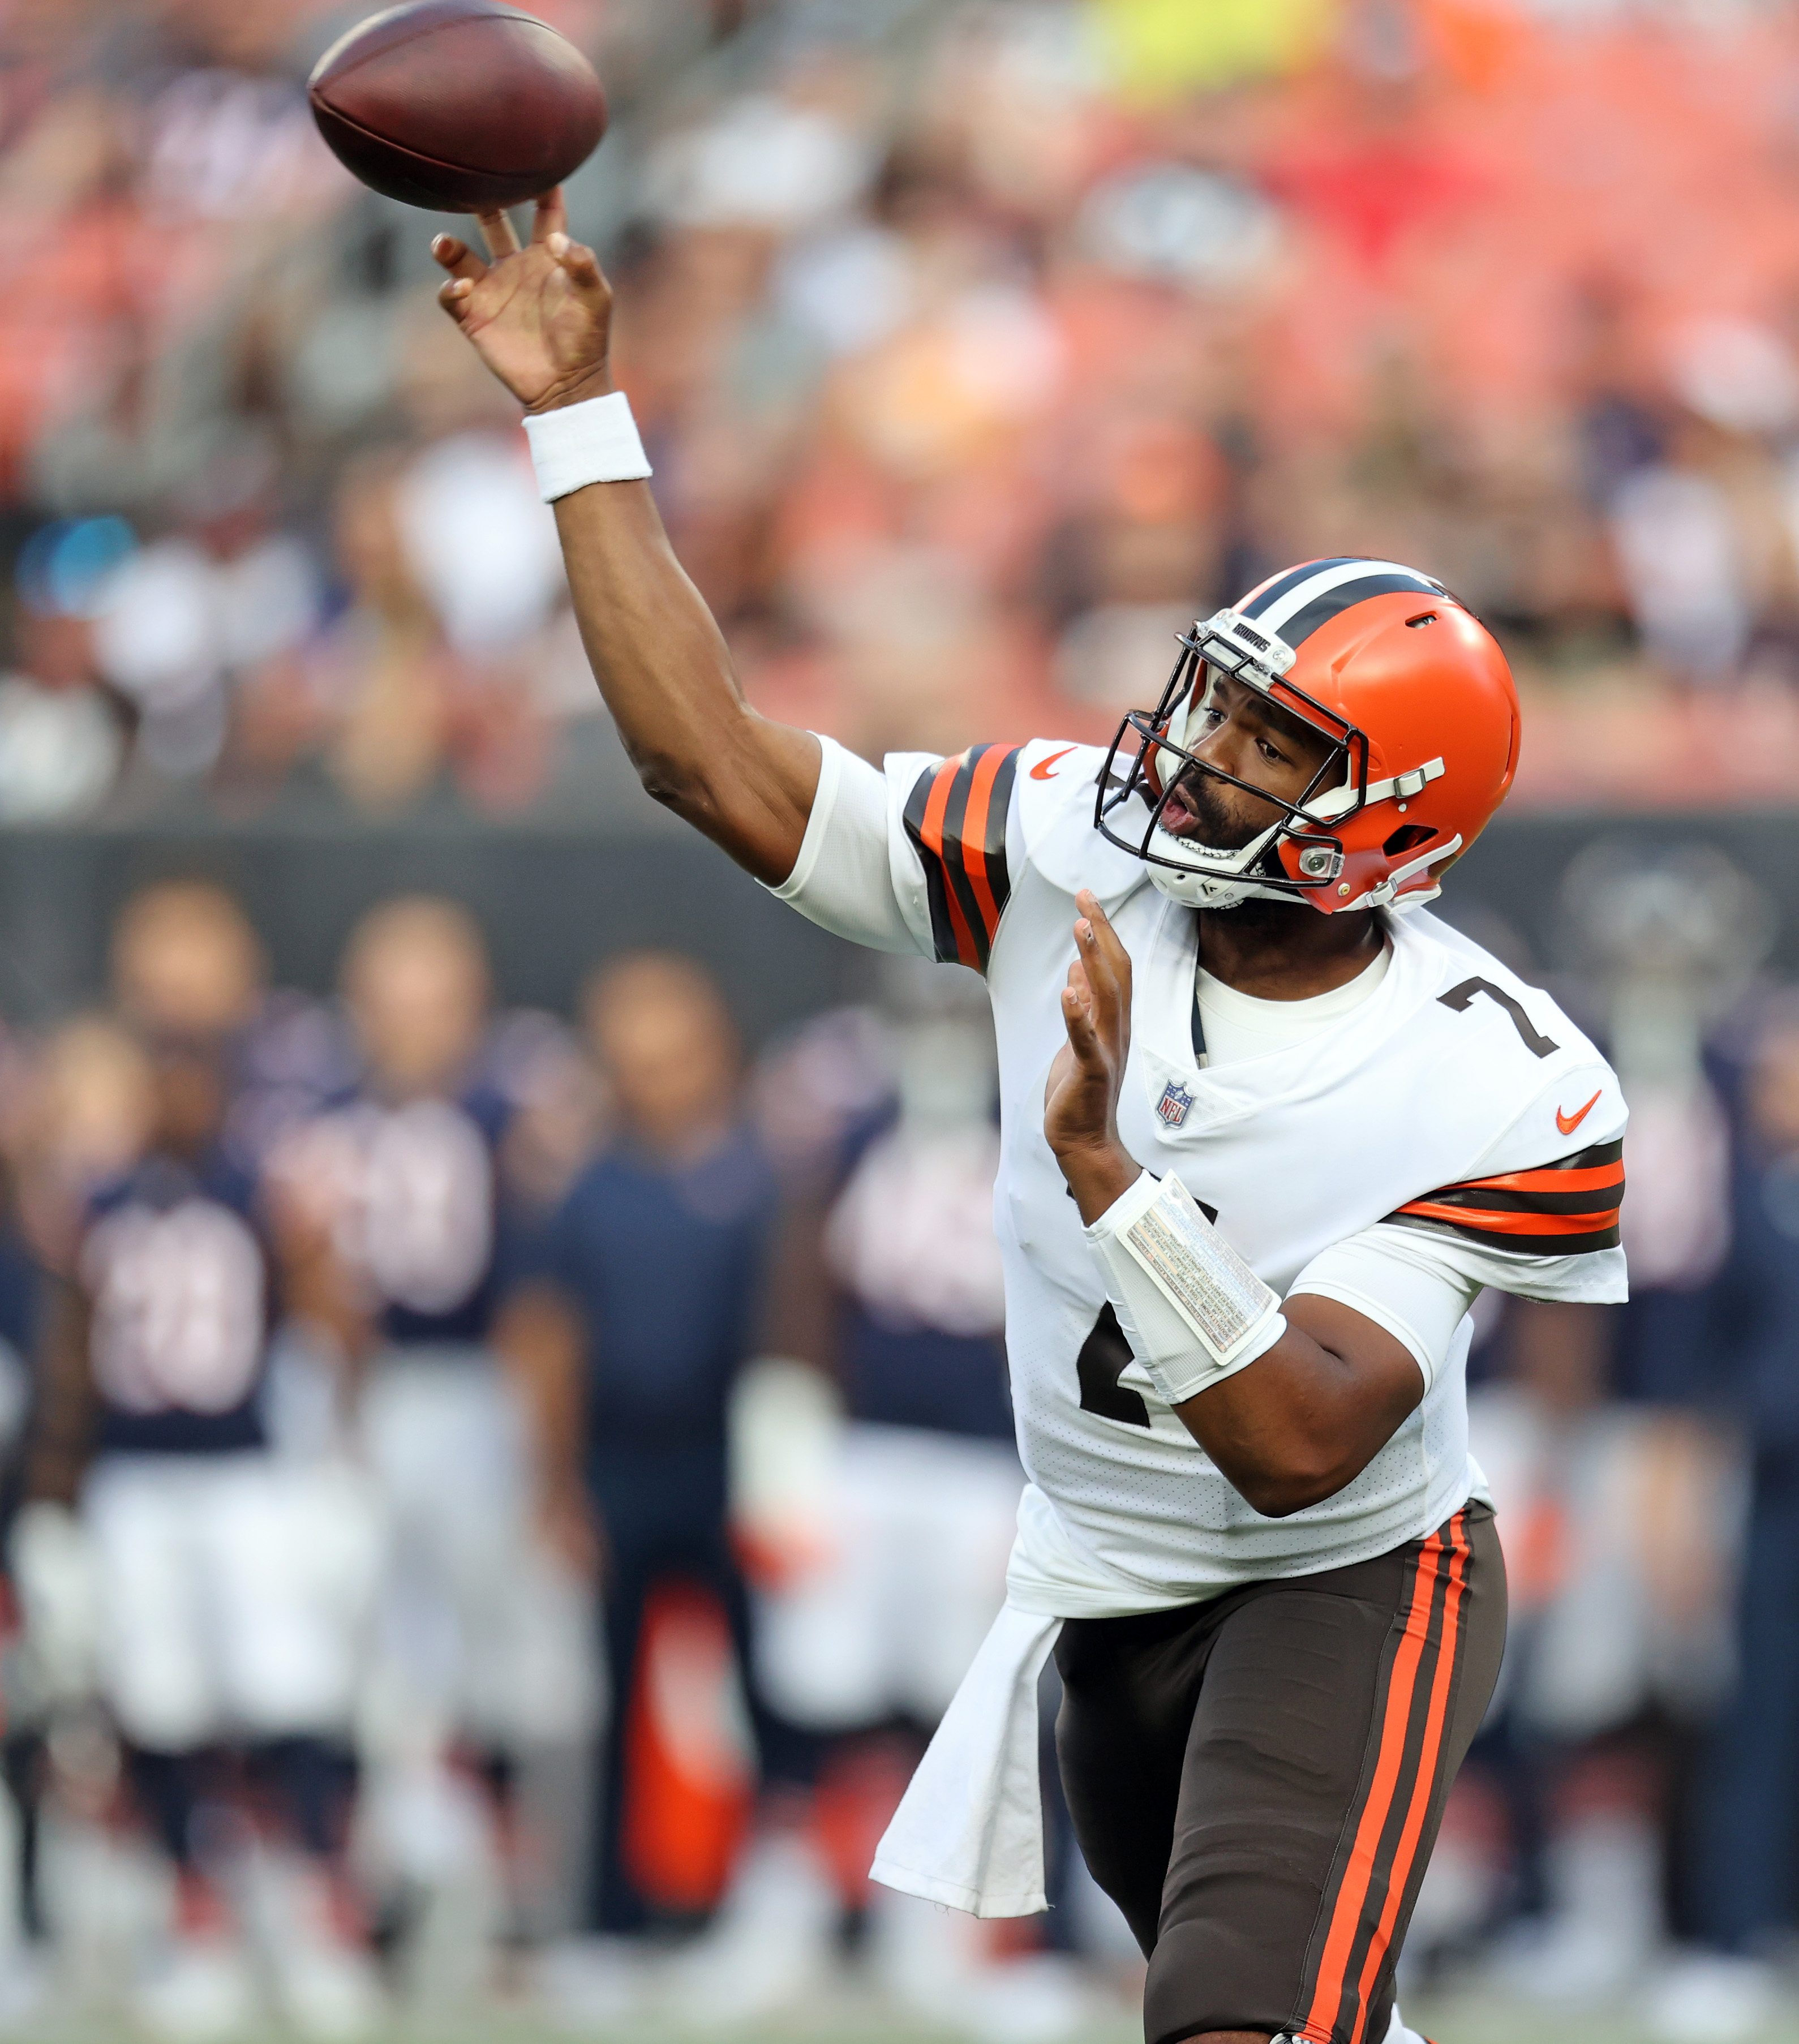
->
[8,1500,102,1708]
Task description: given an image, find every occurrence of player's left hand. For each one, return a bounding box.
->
[1046,890,1140,1223]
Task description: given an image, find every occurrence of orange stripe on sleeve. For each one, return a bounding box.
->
[919,758,980,969]
[1440,1162,1624,1197]
[1394,1199,1621,1239]
[958,745,1007,943]
[918,757,958,857]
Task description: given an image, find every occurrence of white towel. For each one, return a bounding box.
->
[869,1601,1063,1918]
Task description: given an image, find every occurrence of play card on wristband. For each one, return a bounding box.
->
[1120,1173,1280,1359]
[1087,1170,1285,1405]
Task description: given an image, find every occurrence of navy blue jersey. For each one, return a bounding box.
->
[824,1109,1012,1441]
[81,1151,271,1455]
[1710,1148,1799,1459]
[282,1080,521,1351]
[0,1213,42,1450]
[545,1128,772,1468]
[219,992,358,1175]
[0,1218,40,1372]
[836,1316,1013,1440]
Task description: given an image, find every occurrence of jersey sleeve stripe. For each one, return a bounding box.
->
[1461,1137,1624,1192]
[935,757,990,964]
[906,758,981,967]
[1384,1139,1624,1252]
[1411,1184,1620,1218]
[1462,1163,1625,1196]
[1382,1136,1627,1243]
[958,743,1015,942]
[1391,1200,1621,1244]
[903,746,1021,971]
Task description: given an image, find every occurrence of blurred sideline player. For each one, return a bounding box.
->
[1678,1014,1799,2034]
[433,197,1628,2044]
[0,1053,49,1995]
[110,883,264,1054]
[268,898,598,1951]
[21,1019,379,2042]
[107,881,356,1190]
[784,970,1020,1741]
[689,971,1025,2022]
[504,951,774,1940]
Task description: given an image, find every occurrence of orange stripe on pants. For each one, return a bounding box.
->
[1345,1515,1471,2044]
[1299,1530,1448,2043]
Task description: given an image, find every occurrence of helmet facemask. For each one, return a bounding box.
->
[1097,609,1370,911]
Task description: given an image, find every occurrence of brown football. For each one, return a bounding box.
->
[308,0,606,213]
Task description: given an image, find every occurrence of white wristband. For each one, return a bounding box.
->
[1087,1170,1285,1405]
[523,389,652,501]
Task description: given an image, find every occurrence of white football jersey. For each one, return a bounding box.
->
[771,735,1627,1604]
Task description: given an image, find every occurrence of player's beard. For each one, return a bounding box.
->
[1161,764,1261,851]
[1161,762,1303,925]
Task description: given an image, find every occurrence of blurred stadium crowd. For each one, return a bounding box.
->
[3,2,1799,2043]
[11,0,1799,823]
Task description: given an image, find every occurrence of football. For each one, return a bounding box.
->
[308,0,607,214]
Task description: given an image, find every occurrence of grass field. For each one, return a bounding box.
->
[2,1994,1788,2044]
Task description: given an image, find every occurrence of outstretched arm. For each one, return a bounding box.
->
[1045,892,1424,1518]
[432,191,818,885]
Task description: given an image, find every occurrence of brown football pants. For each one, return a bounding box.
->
[1055,1504,1505,2044]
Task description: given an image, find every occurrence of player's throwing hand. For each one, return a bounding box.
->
[1045,890,1139,1224]
[431,188,613,414]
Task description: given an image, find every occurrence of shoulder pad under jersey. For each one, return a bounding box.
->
[1384,912,1627,1257]
[1011,738,1148,909]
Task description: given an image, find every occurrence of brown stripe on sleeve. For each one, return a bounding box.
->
[1385,1139,1624,1254]
[902,745,1021,971]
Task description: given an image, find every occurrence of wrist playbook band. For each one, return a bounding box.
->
[523,389,652,501]
[1087,1171,1285,1405]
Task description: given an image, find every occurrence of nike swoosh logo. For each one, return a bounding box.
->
[1556,1088,1602,1137]
[1030,746,1077,781]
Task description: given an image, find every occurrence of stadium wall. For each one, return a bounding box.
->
[0,811,1789,1034]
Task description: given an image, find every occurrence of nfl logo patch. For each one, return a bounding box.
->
[1156,1081,1194,1128]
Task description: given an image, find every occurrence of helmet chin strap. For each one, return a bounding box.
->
[1146,865,1296,911]
[1142,819,1294,910]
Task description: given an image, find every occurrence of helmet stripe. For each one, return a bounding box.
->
[1255,559,1446,644]
[1239,557,1361,620]
[1280,571,1449,650]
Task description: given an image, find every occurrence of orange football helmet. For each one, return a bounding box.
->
[1097,558,1521,913]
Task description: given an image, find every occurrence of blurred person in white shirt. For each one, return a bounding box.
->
[0,600,125,825]
[689,975,1114,2034]
[267,898,599,1987]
